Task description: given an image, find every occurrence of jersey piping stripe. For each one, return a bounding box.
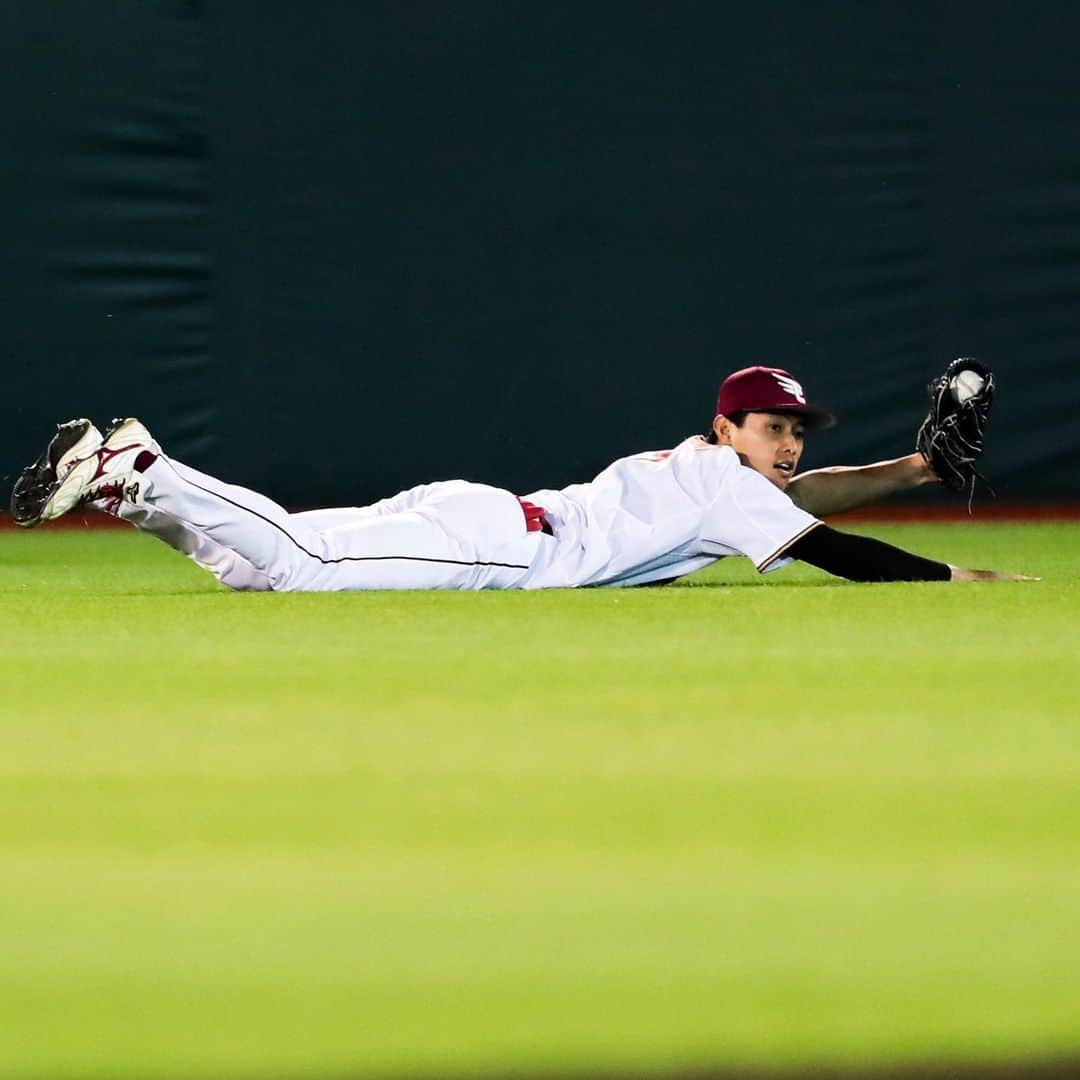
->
[159,458,533,571]
[751,519,824,572]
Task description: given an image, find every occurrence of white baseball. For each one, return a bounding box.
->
[950,369,985,404]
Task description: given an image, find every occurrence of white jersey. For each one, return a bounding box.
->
[518,436,821,589]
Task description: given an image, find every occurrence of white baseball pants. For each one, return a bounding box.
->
[116,455,541,592]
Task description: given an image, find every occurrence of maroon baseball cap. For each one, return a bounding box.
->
[715,365,835,429]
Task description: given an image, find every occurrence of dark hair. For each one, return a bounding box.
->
[706,410,747,444]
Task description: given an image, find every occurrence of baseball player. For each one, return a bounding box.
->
[10,361,1030,589]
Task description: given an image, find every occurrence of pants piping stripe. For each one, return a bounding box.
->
[159,458,532,571]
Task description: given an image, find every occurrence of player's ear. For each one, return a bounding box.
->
[712,414,733,445]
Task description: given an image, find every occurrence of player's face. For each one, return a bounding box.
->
[713,411,806,491]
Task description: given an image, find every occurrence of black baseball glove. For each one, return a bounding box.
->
[916,357,995,492]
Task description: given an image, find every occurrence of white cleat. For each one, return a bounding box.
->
[10,419,104,527]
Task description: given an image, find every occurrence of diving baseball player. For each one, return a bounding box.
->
[10,361,1030,589]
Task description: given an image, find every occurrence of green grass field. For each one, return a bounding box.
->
[1,522,1078,1078]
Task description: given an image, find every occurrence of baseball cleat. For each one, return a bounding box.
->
[11,417,161,525]
[10,418,104,527]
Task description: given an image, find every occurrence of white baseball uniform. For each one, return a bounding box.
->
[114,435,821,591]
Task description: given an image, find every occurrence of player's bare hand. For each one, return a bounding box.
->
[949,566,1040,582]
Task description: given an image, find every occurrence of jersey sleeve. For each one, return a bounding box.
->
[699,464,822,572]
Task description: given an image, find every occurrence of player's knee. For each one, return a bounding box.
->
[268,563,305,592]
[264,549,322,592]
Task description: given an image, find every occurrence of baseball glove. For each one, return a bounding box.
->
[916,357,995,492]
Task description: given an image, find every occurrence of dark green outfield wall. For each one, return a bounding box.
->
[5,2,1080,507]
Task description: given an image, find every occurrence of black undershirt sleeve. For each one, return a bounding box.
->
[787,524,951,582]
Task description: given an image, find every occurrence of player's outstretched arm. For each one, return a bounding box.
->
[787,525,1035,582]
[788,358,995,517]
[787,453,937,518]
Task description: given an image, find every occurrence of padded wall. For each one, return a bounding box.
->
[5,3,1079,505]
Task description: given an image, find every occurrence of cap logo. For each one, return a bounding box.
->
[773,373,806,403]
